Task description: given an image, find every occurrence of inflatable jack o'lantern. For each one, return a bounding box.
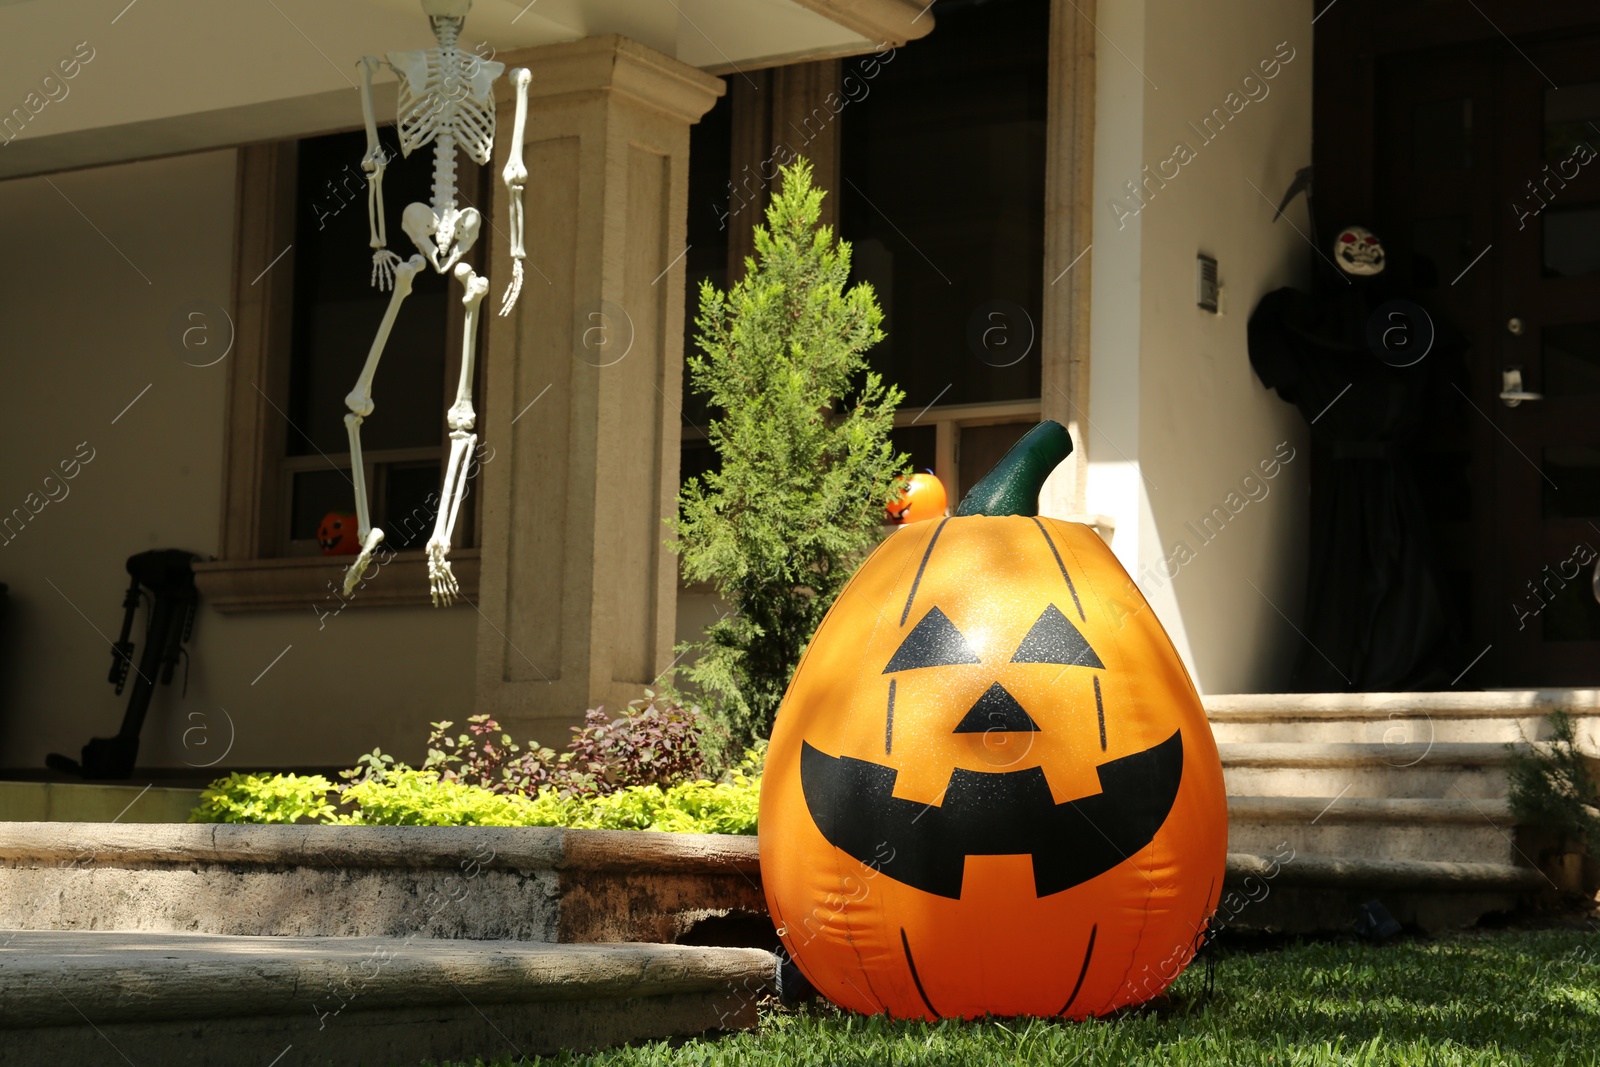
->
[760,421,1226,1020]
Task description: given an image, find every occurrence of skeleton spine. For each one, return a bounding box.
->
[432,131,458,214]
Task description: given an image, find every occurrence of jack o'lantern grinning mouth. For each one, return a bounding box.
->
[799,730,1183,899]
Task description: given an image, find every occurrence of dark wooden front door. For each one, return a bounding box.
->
[1491,39,1600,683]
[1327,3,1600,686]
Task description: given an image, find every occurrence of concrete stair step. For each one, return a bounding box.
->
[1210,715,1576,745]
[0,930,774,1066]
[1219,741,1515,799]
[1227,795,1517,866]
[1220,850,1544,934]
[0,823,764,944]
[1227,849,1543,891]
[1206,690,1600,747]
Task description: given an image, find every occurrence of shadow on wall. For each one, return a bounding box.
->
[1141,437,1308,694]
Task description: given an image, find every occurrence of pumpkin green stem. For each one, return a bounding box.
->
[955,420,1074,517]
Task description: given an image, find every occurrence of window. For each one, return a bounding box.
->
[678,0,1050,507]
[840,0,1048,412]
[197,132,486,610]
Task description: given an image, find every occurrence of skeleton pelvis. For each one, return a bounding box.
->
[402,203,481,272]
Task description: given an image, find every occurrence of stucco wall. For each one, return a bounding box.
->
[0,150,477,772]
[1087,0,1313,694]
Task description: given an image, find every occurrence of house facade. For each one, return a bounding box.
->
[0,0,1591,775]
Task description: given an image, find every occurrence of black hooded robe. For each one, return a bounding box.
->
[1247,284,1462,691]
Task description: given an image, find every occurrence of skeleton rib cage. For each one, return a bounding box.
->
[390,47,503,209]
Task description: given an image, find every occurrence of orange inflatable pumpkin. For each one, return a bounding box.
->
[761,421,1226,1020]
[317,512,361,556]
[886,471,948,525]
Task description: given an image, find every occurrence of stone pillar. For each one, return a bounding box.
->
[477,35,724,736]
[1039,0,1097,524]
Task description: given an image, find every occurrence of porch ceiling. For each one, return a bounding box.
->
[0,0,931,180]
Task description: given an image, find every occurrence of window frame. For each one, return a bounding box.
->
[195,139,483,612]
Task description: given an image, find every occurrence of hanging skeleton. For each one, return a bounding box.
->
[342,0,530,605]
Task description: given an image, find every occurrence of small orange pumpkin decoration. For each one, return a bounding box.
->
[886,470,948,525]
[317,512,361,556]
[761,421,1226,1020]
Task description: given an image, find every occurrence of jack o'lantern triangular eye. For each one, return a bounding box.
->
[1010,604,1104,668]
[884,606,982,673]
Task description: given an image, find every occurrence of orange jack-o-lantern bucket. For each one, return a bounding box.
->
[760,421,1227,1020]
[317,512,361,556]
[886,470,948,525]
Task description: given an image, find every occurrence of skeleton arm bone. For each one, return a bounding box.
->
[360,55,404,291]
[498,67,532,317]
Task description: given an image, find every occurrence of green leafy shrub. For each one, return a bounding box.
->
[335,768,549,826]
[1507,709,1600,851]
[671,157,909,759]
[420,714,562,796]
[563,694,710,794]
[561,743,764,834]
[419,693,709,797]
[190,744,766,834]
[190,772,336,824]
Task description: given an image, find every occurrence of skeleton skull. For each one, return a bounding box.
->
[1334,225,1386,276]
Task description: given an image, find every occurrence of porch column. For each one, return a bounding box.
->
[478,35,724,736]
[1039,0,1097,523]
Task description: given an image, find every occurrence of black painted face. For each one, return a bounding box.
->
[799,603,1184,899]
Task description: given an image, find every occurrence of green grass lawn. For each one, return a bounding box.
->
[448,929,1599,1067]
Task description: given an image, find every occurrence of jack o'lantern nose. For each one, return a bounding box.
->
[953,682,1040,733]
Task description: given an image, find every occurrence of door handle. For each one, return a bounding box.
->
[1499,366,1543,407]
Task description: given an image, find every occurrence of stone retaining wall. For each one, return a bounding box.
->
[0,823,765,943]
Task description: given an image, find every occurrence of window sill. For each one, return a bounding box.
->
[193,549,481,613]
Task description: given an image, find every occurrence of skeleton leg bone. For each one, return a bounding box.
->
[342,254,427,596]
[426,261,490,606]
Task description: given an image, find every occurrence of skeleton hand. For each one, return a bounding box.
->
[497,260,524,318]
[370,249,404,291]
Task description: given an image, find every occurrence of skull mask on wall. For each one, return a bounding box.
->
[1334,226,1386,276]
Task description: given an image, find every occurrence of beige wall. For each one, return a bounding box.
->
[0,1,1320,779]
[0,150,477,772]
[1087,0,1313,694]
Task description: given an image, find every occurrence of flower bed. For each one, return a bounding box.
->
[189,697,761,834]
[190,767,758,833]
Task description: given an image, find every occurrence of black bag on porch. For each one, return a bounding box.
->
[46,549,199,779]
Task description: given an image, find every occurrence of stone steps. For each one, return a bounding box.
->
[0,929,773,1066]
[0,824,775,1062]
[1219,741,1515,799]
[1216,850,1546,933]
[1203,690,1600,933]
[1227,796,1517,865]
[1207,690,1600,746]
